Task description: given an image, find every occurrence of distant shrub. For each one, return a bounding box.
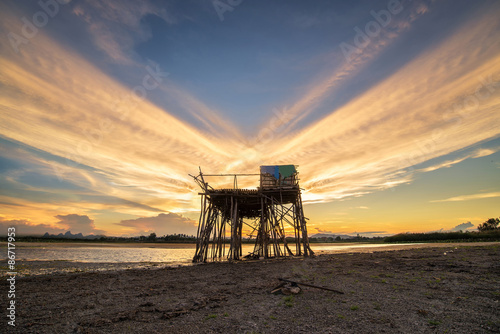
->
[478,217,500,232]
[384,229,500,243]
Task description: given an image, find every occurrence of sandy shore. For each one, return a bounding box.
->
[2,243,499,333]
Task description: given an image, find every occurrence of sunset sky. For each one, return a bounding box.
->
[1,0,499,237]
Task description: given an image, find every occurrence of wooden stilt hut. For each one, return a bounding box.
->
[191,165,314,263]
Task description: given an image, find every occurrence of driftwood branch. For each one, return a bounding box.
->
[279,278,344,294]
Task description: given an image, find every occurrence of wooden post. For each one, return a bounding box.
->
[298,192,313,256]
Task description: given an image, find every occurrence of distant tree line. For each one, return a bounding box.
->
[10,217,500,244]
[12,232,197,243]
[309,235,385,243]
[134,233,197,243]
[384,217,500,243]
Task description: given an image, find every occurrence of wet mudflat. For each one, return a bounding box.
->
[2,243,499,333]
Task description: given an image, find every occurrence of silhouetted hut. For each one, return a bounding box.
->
[191,165,313,262]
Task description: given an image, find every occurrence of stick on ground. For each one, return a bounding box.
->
[279,278,344,294]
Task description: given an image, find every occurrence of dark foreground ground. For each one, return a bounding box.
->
[2,244,499,333]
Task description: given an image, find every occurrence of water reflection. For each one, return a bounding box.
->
[2,243,420,277]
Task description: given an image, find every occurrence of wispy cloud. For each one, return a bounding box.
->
[73,0,176,64]
[158,84,244,139]
[260,9,500,202]
[71,0,243,138]
[254,0,430,140]
[418,147,500,173]
[0,20,240,209]
[431,192,500,203]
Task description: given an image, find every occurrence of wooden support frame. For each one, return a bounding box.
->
[191,168,313,263]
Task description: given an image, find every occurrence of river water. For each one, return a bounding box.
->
[5,242,421,264]
[2,242,494,277]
